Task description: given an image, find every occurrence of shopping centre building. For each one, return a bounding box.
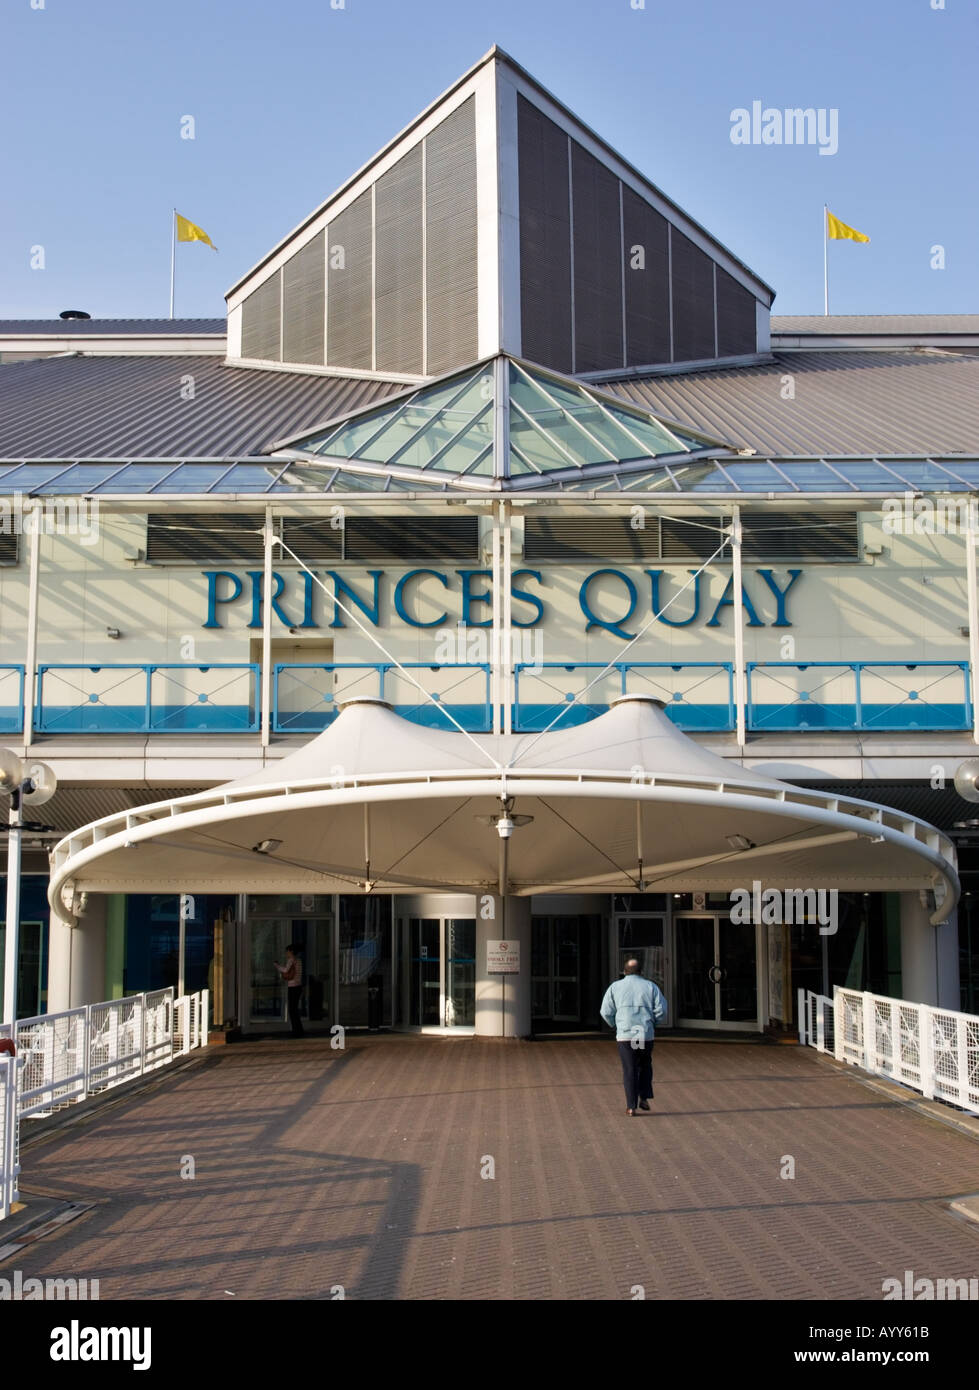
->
[1,48,978,1037]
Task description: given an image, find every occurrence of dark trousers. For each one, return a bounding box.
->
[616,1040,654,1109]
[287,986,304,1038]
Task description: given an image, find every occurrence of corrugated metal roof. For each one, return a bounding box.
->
[772,315,979,335]
[0,786,211,836]
[0,355,409,457]
[2,348,978,464]
[606,350,979,456]
[0,318,226,336]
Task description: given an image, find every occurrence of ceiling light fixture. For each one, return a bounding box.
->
[253,838,282,854]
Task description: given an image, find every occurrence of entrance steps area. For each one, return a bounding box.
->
[4,1036,979,1300]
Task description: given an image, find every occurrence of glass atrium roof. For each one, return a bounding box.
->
[271,357,720,490]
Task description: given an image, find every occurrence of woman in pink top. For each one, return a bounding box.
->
[274,944,304,1038]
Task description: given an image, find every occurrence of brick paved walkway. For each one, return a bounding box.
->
[6,1037,979,1300]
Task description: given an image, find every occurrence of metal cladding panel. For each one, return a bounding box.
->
[327,190,373,371]
[282,232,326,366]
[518,96,573,374]
[375,145,424,375]
[571,143,624,373]
[716,267,758,358]
[622,187,671,367]
[426,97,478,377]
[670,230,716,363]
[241,271,282,362]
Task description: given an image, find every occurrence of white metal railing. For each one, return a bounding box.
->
[8,988,207,1122]
[797,989,835,1054]
[799,985,979,1115]
[0,988,208,1221]
[0,1054,22,1221]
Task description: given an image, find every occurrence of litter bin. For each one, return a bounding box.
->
[367,973,383,1031]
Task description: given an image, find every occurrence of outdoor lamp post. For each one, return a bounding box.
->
[0,749,57,1026]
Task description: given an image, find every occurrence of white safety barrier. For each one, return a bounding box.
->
[797,989,835,1054]
[799,986,979,1115]
[0,1054,22,1221]
[0,988,209,1221]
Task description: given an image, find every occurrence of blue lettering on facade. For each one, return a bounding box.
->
[456,570,493,628]
[646,569,701,627]
[394,569,449,628]
[579,569,638,640]
[200,567,803,632]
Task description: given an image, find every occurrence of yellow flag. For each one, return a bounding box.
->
[826,209,869,243]
[175,212,218,251]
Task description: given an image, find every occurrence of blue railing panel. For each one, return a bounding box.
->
[0,665,24,734]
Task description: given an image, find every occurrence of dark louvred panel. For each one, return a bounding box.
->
[280,516,344,563]
[240,271,281,362]
[571,143,624,373]
[740,510,858,561]
[146,513,265,563]
[0,532,19,564]
[375,146,424,375]
[661,516,726,561]
[622,186,671,366]
[327,190,373,371]
[670,230,716,363]
[524,516,661,562]
[282,232,325,366]
[345,515,479,562]
[426,97,478,376]
[518,96,573,374]
[716,267,758,358]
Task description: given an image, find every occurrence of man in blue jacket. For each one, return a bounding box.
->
[600,959,667,1116]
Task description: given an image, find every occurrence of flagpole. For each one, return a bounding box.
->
[169,209,176,320]
[823,204,829,316]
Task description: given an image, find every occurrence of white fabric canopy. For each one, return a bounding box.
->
[48,697,958,922]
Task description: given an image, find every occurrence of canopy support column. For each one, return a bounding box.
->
[967,524,979,743]
[475,894,531,1038]
[22,522,40,747]
[260,505,274,748]
[731,505,746,747]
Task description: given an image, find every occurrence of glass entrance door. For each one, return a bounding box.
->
[246,896,334,1030]
[613,915,669,1025]
[406,916,475,1028]
[675,915,759,1029]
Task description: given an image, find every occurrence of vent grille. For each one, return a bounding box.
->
[524,516,660,562]
[146,513,265,563]
[670,231,716,363]
[327,190,373,370]
[345,515,478,562]
[622,186,670,367]
[524,512,858,562]
[572,144,623,373]
[716,267,757,358]
[0,532,19,565]
[740,510,859,561]
[518,96,573,373]
[426,97,478,376]
[241,271,281,362]
[375,145,424,374]
[282,232,325,366]
[280,517,343,564]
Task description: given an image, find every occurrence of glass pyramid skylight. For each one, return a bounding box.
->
[272,356,721,490]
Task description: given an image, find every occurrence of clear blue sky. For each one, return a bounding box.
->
[2,0,975,320]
